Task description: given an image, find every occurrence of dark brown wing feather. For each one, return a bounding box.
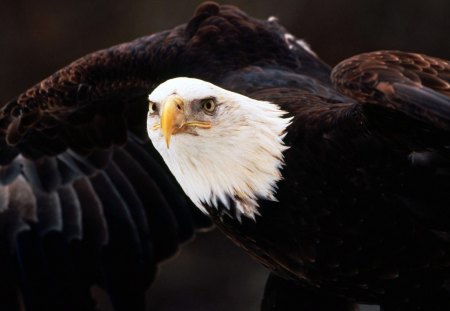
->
[0,33,195,311]
[331,50,450,129]
[0,31,171,152]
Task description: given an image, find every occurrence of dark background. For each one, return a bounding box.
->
[0,1,449,310]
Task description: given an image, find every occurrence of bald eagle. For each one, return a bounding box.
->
[1,2,450,311]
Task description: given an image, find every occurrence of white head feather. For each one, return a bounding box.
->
[147,77,292,220]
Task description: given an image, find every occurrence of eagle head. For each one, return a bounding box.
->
[147,77,292,220]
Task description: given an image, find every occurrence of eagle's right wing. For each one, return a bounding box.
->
[0,28,213,310]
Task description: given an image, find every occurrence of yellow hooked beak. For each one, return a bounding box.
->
[160,95,212,148]
[161,95,186,148]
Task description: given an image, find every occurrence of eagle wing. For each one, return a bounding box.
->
[332,50,450,128]
[0,29,213,310]
[330,51,450,228]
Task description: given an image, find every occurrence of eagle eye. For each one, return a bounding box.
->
[149,101,158,114]
[201,98,216,114]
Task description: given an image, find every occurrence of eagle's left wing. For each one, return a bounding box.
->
[330,50,450,230]
[332,50,450,129]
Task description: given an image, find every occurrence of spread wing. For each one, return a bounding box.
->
[0,30,213,311]
[332,50,450,129]
[330,50,450,229]
[0,3,330,310]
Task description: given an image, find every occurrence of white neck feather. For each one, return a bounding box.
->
[149,82,292,220]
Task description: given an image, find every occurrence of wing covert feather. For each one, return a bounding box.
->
[332,50,450,128]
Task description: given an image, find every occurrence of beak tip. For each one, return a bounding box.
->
[165,137,171,149]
